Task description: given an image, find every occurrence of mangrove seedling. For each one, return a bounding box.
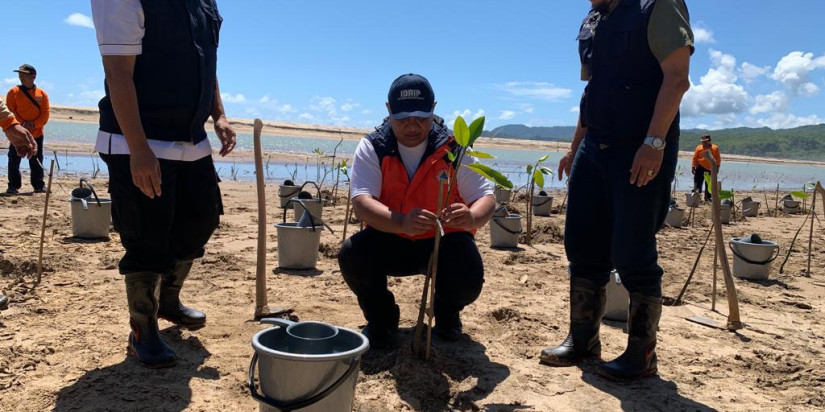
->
[525,154,553,246]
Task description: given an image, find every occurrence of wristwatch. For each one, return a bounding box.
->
[643,136,666,150]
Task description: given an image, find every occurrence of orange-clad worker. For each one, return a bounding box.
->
[6,64,50,194]
[691,134,721,201]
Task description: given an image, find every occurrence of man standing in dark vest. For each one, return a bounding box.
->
[339,74,495,350]
[540,0,693,380]
[91,0,236,368]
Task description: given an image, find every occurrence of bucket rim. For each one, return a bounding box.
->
[729,237,778,247]
[251,325,369,361]
[274,222,325,229]
[69,197,111,202]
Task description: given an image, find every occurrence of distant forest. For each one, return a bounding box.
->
[484,124,825,161]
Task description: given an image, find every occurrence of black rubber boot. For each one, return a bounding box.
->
[540,277,606,366]
[0,294,8,311]
[125,272,177,368]
[158,260,206,330]
[598,293,662,380]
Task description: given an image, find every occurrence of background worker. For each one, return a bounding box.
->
[692,134,721,201]
[6,64,49,194]
[338,74,495,349]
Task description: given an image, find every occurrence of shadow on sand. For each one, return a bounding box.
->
[52,328,218,412]
[361,329,512,412]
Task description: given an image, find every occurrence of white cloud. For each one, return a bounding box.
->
[220,92,246,104]
[497,110,516,121]
[310,96,336,113]
[693,27,716,44]
[740,62,769,82]
[277,104,296,114]
[340,102,360,112]
[797,82,820,97]
[754,113,823,129]
[771,51,825,95]
[750,91,789,114]
[3,78,16,85]
[519,104,535,114]
[681,49,749,117]
[446,109,486,129]
[361,109,373,115]
[569,106,580,113]
[259,95,271,104]
[496,82,572,101]
[64,13,94,29]
[80,89,104,100]
[298,113,314,120]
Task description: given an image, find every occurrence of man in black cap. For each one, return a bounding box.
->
[338,73,495,349]
[692,134,721,201]
[6,64,49,194]
[92,0,235,368]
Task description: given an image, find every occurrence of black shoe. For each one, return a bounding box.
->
[361,324,399,350]
[32,187,47,194]
[0,294,8,310]
[4,188,18,195]
[433,314,463,341]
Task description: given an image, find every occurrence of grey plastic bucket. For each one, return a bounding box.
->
[278,182,300,209]
[293,198,323,223]
[782,198,801,214]
[494,186,511,204]
[276,201,324,269]
[665,207,685,228]
[685,192,702,208]
[719,203,732,224]
[604,271,629,322]
[742,200,760,217]
[249,318,369,412]
[729,236,779,280]
[490,214,521,248]
[532,194,553,216]
[68,179,111,239]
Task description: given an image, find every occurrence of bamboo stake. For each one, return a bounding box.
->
[253,119,273,319]
[775,183,780,218]
[673,226,714,306]
[413,177,447,359]
[779,212,810,274]
[705,152,743,330]
[807,188,817,276]
[35,159,56,286]
[341,186,351,244]
[712,246,718,312]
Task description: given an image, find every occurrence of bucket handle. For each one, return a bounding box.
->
[248,351,359,412]
[492,216,522,235]
[283,199,335,234]
[299,181,321,200]
[728,242,780,265]
[279,184,301,199]
[79,178,103,207]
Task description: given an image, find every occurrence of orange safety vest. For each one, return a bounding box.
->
[368,120,475,241]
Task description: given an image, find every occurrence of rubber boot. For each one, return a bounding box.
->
[598,293,662,380]
[158,260,206,330]
[0,294,8,311]
[125,272,177,368]
[540,277,606,366]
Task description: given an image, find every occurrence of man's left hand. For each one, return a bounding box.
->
[4,124,37,158]
[214,116,236,156]
[442,203,474,230]
[629,145,664,187]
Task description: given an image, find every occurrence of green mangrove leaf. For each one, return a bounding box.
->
[466,164,513,189]
[454,116,470,147]
[466,149,495,159]
[791,191,810,199]
[526,164,533,174]
[468,117,485,146]
[534,168,545,188]
[538,154,550,163]
[719,190,734,199]
[703,172,712,190]
[538,166,554,176]
[446,151,457,162]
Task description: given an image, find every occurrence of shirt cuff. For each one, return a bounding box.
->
[99,44,142,56]
[0,116,18,131]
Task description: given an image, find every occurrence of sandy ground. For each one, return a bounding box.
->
[0,169,823,412]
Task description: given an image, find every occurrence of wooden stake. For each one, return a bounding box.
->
[712,246,718,312]
[413,176,447,360]
[705,152,743,330]
[341,186,351,244]
[673,226,713,306]
[252,119,282,319]
[807,188,817,276]
[35,159,56,286]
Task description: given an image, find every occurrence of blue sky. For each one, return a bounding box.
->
[2,1,825,131]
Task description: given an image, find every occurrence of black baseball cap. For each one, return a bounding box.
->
[700,134,711,142]
[388,73,435,120]
[13,64,36,75]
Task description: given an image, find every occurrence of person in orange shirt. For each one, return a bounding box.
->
[691,134,721,201]
[6,64,50,194]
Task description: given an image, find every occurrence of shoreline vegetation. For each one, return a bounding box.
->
[46,105,825,167]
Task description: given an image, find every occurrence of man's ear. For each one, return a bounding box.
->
[385,102,392,115]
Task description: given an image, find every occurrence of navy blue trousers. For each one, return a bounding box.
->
[563,137,679,297]
[7,136,44,191]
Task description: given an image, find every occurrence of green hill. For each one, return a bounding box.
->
[484,123,825,161]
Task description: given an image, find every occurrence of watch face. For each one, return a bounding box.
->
[653,138,665,149]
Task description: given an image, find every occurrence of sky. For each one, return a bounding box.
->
[2,1,825,132]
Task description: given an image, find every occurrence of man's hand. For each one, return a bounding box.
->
[4,124,37,158]
[130,145,162,198]
[214,115,236,156]
[629,145,664,187]
[557,149,576,181]
[401,208,437,236]
[442,203,474,230]
[691,167,696,175]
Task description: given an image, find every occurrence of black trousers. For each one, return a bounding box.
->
[7,136,44,191]
[100,154,223,274]
[693,165,711,200]
[338,228,485,330]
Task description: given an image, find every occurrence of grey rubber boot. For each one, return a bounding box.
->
[598,292,662,380]
[540,277,606,366]
[0,294,8,311]
[125,272,177,368]
[158,260,206,330]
